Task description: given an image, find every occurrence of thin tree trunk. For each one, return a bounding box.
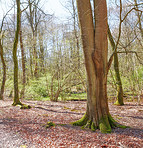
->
[29,48,33,77]
[27,0,38,78]
[72,0,80,68]
[20,27,26,99]
[33,41,38,78]
[0,40,6,100]
[12,0,22,106]
[108,26,124,105]
[39,34,45,73]
[134,0,143,39]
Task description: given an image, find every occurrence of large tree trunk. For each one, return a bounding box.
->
[108,26,124,105]
[73,0,126,133]
[12,0,22,106]
[0,40,6,100]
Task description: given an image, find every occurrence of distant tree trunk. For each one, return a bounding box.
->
[12,0,22,106]
[108,26,124,105]
[0,39,6,100]
[27,0,39,78]
[20,27,26,99]
[134,0,143,39]
[39,34,45,73]
[33,39,38,78]
[29,48,33,77]
[39,44,44,73]
[72,0,126,133]
[72,0,80,68]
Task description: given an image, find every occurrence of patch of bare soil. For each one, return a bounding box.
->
[0,99,143,148]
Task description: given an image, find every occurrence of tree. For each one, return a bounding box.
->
[0,36,6,100]
[0,14,6,100]
[12,0,31,109]
[25,0,42,78]
[108,26,124,105]
[72,0,126,133]
[134,0,143,39]
[12,0,22,105]
[0,7,13,100]
[19,23,26,99]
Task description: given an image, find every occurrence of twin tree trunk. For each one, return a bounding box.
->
[73,0,125,133]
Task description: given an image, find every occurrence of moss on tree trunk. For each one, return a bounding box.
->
[108,26,124,105]
[12,0,22,105]
[20,27,26,99]
[73,0,127,133]
[12,0,31,110]
[0,40,6,100]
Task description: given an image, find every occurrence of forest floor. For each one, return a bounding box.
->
[0,99,143,148]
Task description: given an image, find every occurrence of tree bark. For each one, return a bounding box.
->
[72,0,80,68]
[27,0,39,78]
[29,48,33,77]
[0,39,6,100]
[134,0,143,39]
[12,0,22,105]
[73,0,126,133]
[20,27,26,99]
[39,34,45,73]
[108,26,124,105]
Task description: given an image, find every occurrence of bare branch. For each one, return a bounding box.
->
[117,51,143,65]
[0,5,14,33]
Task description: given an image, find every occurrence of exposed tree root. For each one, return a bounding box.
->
[12,102,23,106]
[12,102,31,109]
[72,114,128,133]
[114,94,124,106]
[72,113,89,126]
[114,100,124,106]
[20,104,32,109]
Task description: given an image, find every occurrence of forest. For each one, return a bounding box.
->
[0,0,143,147]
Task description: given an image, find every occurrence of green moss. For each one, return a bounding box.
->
[45,121,55,128]
[84,120,92,129]
[63,106,70,110]
[72,113,128,133]
[114,100,124,106]
[57,124,66,126]
[108,114,129,129]
[71,113,88,126]
[91,122,97,131]
[99,116,111,133]
[20,104,31,109]
[108,114,117,128]
[81,125,85,129]
[71,109,79,112]
[114,122,129,128]
[13,103,31,109]
[12,101,23,106]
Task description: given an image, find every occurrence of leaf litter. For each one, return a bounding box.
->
[0,100,143,148]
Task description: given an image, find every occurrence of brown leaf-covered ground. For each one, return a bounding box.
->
[0,99,143,148]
